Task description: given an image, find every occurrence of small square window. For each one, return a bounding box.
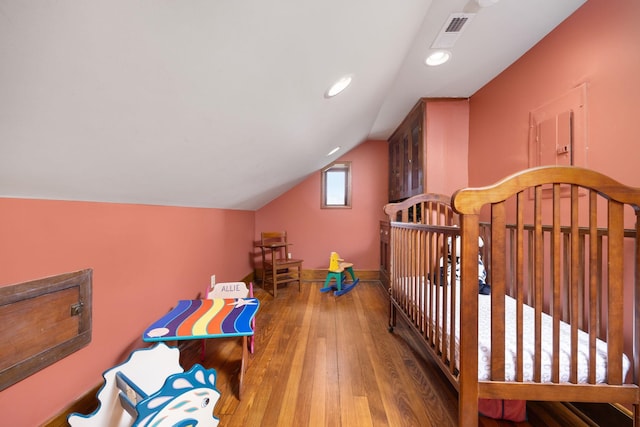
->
[321,161,351,208]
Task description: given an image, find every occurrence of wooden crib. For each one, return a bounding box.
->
[384,166,640,426]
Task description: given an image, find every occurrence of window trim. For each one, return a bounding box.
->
[321,161,352,209]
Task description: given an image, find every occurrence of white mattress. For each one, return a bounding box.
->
[396,278,631,383]
[477,293,630,382]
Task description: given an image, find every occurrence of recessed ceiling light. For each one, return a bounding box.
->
[325,75,352,98]
[425,50,451,66]
[327,146,341,156]
[476,0,500,7]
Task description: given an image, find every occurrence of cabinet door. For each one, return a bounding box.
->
[388,136,404,201]
[401,132,411,198]
[408,113,423,197]
[388,99,425,202]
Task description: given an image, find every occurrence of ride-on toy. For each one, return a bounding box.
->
[320,252,359,296]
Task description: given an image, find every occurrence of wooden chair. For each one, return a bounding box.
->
[259,231,303,297]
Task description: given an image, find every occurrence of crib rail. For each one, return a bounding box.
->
[389,215,638,381]
[481,222,637,337]
[385,193,461,384]
[388,222,462,383]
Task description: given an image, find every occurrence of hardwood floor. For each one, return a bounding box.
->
[178,280,534,427]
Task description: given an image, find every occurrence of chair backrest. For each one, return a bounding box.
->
[206,281,250,299]
[329,252,342,272]
[261,231,290,260]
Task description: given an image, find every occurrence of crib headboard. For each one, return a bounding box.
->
[384,193,457,225]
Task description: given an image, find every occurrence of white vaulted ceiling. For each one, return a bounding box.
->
[0,0,586,210]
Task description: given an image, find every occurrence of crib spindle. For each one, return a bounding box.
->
[515,191,525,383]
[490,200,506,382]
[551,183,562,384]
[608,199,624,385]
[570,185,580,384]
[588,190,598,384]
[533,185,544,383]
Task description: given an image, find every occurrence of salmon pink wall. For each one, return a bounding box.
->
[469,0,640,189]
[0,198,254,426]
[424,99,469,196]
[255,140,389,270]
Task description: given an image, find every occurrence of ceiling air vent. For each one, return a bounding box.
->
[431,12,476,49]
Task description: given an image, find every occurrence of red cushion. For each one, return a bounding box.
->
[478,398,527,422]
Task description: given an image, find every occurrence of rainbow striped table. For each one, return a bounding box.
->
[143,298,259,399]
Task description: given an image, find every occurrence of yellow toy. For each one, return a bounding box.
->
[321,252,359,296]
[328,251,343,272]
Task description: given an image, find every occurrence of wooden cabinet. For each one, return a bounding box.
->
[388,101,424,202]
[379,221,390,288]
[388,98,469,202]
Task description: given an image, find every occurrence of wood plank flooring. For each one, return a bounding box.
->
[178,280,533,426]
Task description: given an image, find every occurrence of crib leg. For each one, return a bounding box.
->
[388,300,396,332]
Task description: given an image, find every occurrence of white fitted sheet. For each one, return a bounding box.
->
[395,278,630,383]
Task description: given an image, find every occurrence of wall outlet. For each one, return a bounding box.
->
[210,274,216,286]
[288,252,292,259]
